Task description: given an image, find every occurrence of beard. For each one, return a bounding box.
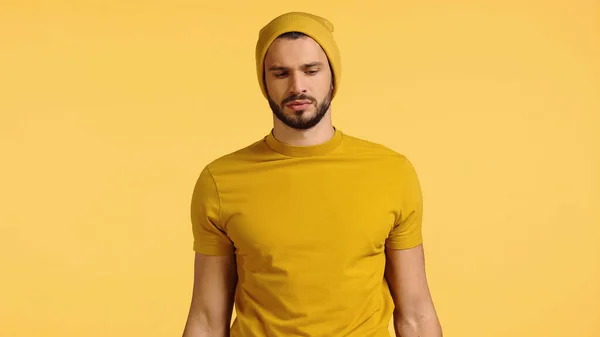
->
[268,86,333,130]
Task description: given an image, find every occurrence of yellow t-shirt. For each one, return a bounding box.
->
[190,127,424,337]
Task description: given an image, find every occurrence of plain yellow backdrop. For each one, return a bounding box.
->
[1,0,599,336]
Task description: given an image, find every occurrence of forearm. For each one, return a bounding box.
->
[393,309,442,337]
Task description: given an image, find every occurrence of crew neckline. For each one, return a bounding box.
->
[264,127,343,157]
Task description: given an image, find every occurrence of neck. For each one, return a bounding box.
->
[272,110,335,147]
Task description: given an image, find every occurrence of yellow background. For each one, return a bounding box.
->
[1,1,599,336]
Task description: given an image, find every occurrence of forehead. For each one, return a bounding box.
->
[264,36,329,67]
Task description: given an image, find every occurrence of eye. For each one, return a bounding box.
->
[274,72,288,78]
[306,69,319,75]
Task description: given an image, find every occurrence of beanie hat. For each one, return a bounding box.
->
[255,12,341,100]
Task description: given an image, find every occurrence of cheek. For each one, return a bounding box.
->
[266,80,286,100]
[314,75,332,98]
[316,84,332,101]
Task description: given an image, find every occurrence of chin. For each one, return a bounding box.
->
[290,110,310,117]
[287,107,315,116]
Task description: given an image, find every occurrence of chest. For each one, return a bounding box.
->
[219,164,399,264]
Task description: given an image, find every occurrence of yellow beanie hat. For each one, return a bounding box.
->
[255,12,341,100]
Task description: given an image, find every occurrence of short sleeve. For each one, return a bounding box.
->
[190,165,234,255]
[385,157,424,250]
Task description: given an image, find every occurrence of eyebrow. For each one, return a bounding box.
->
[268,62,324,72]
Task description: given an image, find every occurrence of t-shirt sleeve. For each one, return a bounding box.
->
[385,156,424,250]
[190,165,234,255]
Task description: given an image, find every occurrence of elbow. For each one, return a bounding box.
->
[183,312,229,337]
[393,309,442,337]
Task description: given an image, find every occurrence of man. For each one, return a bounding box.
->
[182,11,442,337]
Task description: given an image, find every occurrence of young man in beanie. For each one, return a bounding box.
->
[182,12,442,337]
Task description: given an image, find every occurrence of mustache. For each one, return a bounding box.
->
[281,94,316,105]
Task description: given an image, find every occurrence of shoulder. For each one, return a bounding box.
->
[339,131,422,186]
[340,131,412,165]
[200,136,269,175]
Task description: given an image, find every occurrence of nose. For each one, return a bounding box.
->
[289,71,307,95]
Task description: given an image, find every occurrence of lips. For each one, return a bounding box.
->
[286,101,312,111]
[286,100,312,106]
[286,99,313,110]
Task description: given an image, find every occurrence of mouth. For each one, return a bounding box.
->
[286,100,313,111]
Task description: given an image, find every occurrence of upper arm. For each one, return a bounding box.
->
[384,157,438,323]
[386,156,423,250]
[385,245,442,337]
[184,165,237,336]
[190,165,234,256]
[183,253,237,337]
[385,244,433,313]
